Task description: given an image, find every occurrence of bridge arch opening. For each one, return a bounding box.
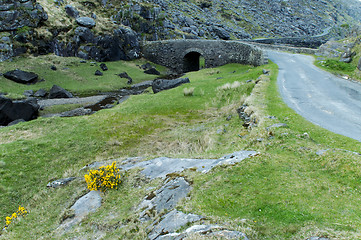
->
[183,51,204,72]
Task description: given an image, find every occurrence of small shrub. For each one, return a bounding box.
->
[84,161,122,192]
[183,87,195,96]
[4,206,28,229]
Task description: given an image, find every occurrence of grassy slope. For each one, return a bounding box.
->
[0,57,360,239]
[0,55,167,98]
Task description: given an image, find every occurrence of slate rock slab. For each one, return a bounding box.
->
[121,151,257,179]
[47,177,76,188]
[76,17,96,28]
[4,70,38,84]
[148,210,204,240]
[48,85,73,99]
[152,77,190,94]
[139,177,191,220]
[58,191,102,232]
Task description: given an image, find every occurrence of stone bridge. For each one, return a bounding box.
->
[141,40,266,73]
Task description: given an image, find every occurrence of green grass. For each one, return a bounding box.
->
[1,57,361,239]
[0,54,167,98]
[315,58,357,76]
[187,62,361,239]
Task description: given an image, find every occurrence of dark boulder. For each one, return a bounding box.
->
[117,72,133,84]
[95,70,103,76]
[65,5,79,18]
[34,89,47,98]
[76,17,96,28]
[100,63,108,71]
[24,90,34,97]
[152,77,190,94]
[144,67,160,75]
[50,65,57,71]
[4,70,38,84]
[0,96,39,126]
[212,26,230,40]
[48,85,73,99]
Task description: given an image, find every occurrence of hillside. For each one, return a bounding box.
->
[1,0,361,62]
[0,55,360,239]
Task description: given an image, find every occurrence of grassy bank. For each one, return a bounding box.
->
[0,54,167,99]
[0,57,360,239]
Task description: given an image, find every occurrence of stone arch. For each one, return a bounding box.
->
[183,48,205,73]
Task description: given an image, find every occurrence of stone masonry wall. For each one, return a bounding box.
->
[142,40,266,73]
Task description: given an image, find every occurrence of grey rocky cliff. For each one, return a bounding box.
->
[0,0,48,31]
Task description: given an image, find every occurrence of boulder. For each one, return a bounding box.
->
[144,67,160,75]
[95,70,103,76]
[152,77,190,94]
[65,5,79,18]
[76,17,96,28]
[24,90,34,97]
[117,72,133,84]
[212,26,230,40]
[100,63,108,71]
[4,70,38,84]
[48,85,73,99]
[34,89,47,98]
[0,96,39,126]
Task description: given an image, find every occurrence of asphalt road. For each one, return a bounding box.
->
[267,50,361,142]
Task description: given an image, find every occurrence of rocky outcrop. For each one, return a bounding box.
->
[0,0,48,31]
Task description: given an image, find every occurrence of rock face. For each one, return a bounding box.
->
[0,0,48,31]
[152,77,190,93]
[4,70,38,84]
[0,96,39,126]
[48,85,73,99]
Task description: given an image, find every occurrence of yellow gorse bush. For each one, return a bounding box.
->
[4,205,28,229]
[84,161,122,192]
